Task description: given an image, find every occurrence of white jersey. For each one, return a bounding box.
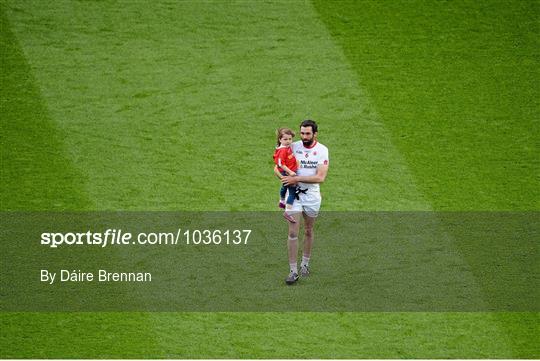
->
[291,140,329,193]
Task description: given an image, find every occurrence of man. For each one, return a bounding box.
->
[280,119,329,285]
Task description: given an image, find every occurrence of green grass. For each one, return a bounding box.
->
[1,0,538,358]
[1,0,428,211]
[313,0,539,211]
[1,8,91,209]
[2,312,538,358]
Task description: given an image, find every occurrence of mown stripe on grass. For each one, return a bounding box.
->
[1,11,162,358]
[312,0,538,356]
[0,8,90,210]
[312,0,539,211]
[0,312,165,358]
[4,0,429,211]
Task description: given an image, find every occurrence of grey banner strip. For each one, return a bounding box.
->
[1,212,538,311]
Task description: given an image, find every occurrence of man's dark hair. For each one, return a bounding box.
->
[300,119,318,133]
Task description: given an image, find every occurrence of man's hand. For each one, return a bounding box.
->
[281,175,299,186]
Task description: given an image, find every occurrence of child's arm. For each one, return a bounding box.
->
[274,165,283,178]
[280,164,296,176]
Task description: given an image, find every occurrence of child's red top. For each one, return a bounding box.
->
[273,146,298,173]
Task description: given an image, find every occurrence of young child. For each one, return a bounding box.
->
[273,128,298,223]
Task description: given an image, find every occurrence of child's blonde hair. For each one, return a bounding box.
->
[276,127,295,146]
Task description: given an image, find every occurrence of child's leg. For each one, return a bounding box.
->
[283,186,296,223]
[280,185,287,201]
[283,185,298,223]
[285,185,297,209]
[279,170,288,207]
[278,185,287,208]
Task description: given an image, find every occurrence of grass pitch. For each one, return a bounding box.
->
[1,0,538,358]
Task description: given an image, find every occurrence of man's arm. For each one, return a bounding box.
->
[281,165,328,186]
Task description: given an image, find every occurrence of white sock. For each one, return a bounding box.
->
[289,263,298,274]
[301,256,310,267]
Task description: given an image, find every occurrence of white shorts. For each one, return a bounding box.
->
[289,188,322,218]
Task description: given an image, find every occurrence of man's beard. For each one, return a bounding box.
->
[302,138,314,147]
